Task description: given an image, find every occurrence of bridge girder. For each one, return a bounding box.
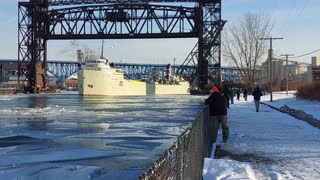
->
[49,0,205,6]
[46,4,197,40]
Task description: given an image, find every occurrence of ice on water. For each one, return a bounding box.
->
[0,93,205,179]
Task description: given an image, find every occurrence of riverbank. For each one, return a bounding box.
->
[0,88,17,94]
[203,94,320,180]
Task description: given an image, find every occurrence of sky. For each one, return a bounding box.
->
[0,0,319,65]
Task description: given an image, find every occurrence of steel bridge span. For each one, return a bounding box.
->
[0,59,241,84]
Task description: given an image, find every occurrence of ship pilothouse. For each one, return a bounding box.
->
[78,52,123,75]
[79,57,124,82]
[77,41,123,74]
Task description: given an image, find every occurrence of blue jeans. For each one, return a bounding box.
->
[254,100,260,112]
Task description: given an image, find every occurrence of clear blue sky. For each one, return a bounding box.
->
[0,0,319,65]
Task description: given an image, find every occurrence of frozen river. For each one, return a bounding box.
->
[0,93,205,180]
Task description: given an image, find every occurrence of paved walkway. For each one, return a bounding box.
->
[204,96,320,180]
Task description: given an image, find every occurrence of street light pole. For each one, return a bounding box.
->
[260,37,283,102]
[281,54,294,95]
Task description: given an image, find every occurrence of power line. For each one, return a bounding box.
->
[291,48,320,59]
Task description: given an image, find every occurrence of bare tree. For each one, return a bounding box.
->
[223,13,273,88]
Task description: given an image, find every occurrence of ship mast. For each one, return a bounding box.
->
[100,40,104,59]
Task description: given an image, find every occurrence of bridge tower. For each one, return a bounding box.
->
[18,0,224,94]
[18,0,49,93]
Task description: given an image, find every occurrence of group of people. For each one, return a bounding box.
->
[205,86,263,144]
[221,87,250,108]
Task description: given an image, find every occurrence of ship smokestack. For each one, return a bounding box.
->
[77,50,83,62]
[165,64,171,80]
[101,40,104,59]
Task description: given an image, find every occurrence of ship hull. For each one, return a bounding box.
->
[78,69,189,96]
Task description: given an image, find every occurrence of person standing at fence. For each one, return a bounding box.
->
[252,86,263,112]
[205,86,229,143]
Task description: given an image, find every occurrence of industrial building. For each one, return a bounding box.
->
[259,57,312,90]
[312,56,320,82]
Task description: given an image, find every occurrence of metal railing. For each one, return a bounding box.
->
[139,107,211,180]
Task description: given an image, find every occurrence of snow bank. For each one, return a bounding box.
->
[203,158,257,180]
[261,91,320,120]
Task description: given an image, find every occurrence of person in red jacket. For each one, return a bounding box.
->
[205,86,229,143]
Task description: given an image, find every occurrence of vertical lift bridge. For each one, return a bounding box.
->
[18,0,225,94]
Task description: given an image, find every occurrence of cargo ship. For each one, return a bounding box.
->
[77,57,189,96]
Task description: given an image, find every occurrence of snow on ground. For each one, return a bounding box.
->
[203,158,257,180]
[261,91,320,120]
[203,94,320,180]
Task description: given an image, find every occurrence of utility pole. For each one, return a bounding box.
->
[281,54,294,95]
[260,37,283,102]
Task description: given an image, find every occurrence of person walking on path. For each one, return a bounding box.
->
[230,87,235,104]
[205,86,229,143]
[243,88,248,101]
[252,86,263,112]
[236,88,241,101]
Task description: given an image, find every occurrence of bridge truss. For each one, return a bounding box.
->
[47,62,244,84]
[0,59,245,84]
[48,62,246,84]
[18,0,224,93]
[46,61,79,83]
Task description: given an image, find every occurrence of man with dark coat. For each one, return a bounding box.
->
[205,86,229,143]
[252,86,263,112]
[236,88,241,101]
[243,88,248,101]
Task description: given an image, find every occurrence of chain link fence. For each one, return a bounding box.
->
[139,107,211,180]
